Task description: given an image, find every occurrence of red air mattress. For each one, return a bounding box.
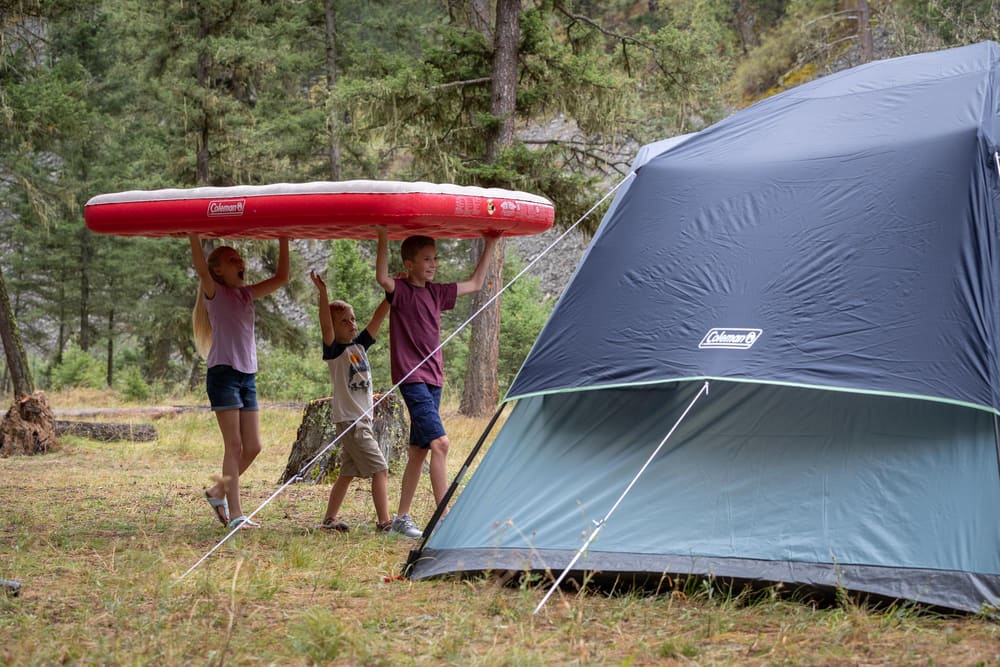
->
[84,180,555,239]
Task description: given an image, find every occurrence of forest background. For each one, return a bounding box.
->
[1,0,998,415]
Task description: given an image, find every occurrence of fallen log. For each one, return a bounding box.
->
[55,420,157,442]
[52,402,303,419]
[54,406,191,419]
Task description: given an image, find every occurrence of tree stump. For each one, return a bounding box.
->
[0,391,59,457]
[278,392,408,484]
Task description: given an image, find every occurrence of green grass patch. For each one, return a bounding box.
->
[0,393,997,665]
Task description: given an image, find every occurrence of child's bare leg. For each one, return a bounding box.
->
[237,410,263,471]
[208,410,263,516]
[213,409,245,519]
[397,446,428,516]
[371,469,391,525]
[325,475,353,520]
[428,435,450,506]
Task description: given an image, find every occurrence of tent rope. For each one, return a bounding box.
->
[176,171,639,583]
[533,380,711,615]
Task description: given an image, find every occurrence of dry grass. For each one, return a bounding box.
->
[1,391,998,665]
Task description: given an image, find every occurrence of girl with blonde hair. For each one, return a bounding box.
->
[190,233,290,530]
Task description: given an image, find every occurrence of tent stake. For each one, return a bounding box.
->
[532,381,711,615]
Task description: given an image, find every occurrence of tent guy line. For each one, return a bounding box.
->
[174,171,637,584]
[532,381,711,615]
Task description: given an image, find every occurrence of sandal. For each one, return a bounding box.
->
[228,516,260,530]
[320,517,350,532]
[204,490,229,526]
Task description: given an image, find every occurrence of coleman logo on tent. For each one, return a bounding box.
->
[699,328,763,350]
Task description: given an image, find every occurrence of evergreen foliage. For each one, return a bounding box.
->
[0,0,993,399]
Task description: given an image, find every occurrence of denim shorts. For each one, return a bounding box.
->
[399,382,445,449]
[206,365,259,411]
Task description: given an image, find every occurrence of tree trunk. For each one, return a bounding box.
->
[856,0,872,64]
[0,264,34,399]
[56,273,66,364]
[279,393,409,484]
[105,305,115,387]
[460,238,504,415]
[323,0,342,180]
[79,226,91,350]
[149,337,172,382]
[188,356,204,393]
[732,0,758,54]
[461,0,519,417]
[196,17,211,185]
[485,0,518,163]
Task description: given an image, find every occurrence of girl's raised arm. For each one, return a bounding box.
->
[250,238,290,300]
[189,233,217,300]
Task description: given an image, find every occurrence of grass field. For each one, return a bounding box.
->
[1,390,998,665]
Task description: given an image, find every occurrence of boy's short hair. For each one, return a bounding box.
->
[400,235,435,262]
[328,300,353,318]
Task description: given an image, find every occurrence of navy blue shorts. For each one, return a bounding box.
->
[206,365,259,412]
[399,383,445,449]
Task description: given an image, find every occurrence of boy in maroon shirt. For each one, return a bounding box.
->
[376,226,499,537]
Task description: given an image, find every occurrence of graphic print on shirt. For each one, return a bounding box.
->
[347,349,372,394]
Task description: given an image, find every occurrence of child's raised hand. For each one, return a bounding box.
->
[309,270,327,292]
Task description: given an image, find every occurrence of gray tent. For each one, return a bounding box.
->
[408,42,1000,613]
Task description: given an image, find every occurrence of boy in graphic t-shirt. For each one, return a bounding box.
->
[310,271,392,533]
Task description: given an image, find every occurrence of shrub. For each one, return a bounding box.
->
[256,346,330,402]
[49,345,106,390]
[499,272,550,394]
[115,365,151,402]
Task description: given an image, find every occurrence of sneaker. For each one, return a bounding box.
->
[320,517,350,532]
[390,513,423,538]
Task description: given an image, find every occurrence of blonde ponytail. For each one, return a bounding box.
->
[191,244,235,360]
[192,287,213,359]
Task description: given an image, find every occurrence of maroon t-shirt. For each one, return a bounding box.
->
[387,279,458,386]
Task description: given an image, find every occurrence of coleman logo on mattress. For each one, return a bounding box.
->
[500,200,519,216]
[698,328,762,350]
[207,199,246,217]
